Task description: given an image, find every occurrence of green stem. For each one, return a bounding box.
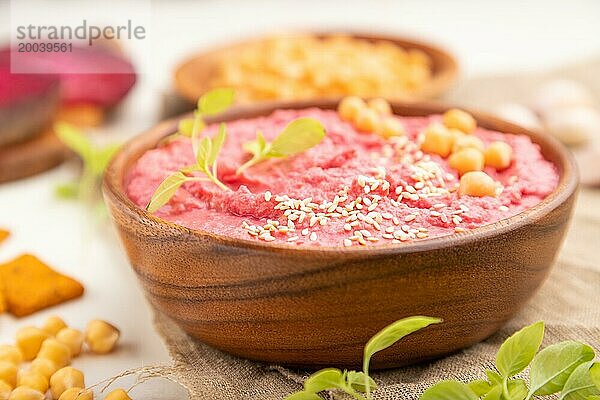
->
[236,154,263,175]
[205,170,230,191]
[502,376,510,400]
[363,360,371,400]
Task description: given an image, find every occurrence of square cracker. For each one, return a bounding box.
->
[0,254,84,317]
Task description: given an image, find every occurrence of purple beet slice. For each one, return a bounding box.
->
[0,64,60,147]
[0,46,136,108]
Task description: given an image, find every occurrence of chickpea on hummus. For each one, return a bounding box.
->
[126,98,558,247]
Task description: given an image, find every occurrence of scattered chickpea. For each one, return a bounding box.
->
[16,370,48,393]
[443,108,477,134]
[354,108,381,133]
[420,124,455,157]
[367,98,392,116]
[485,141,513,170]
[85,321,120,355]
[338,96,366,122]
[449,148,485,175]
[0,381,11,400]
[459,171,499,197]
[42,316,68,337]
[0,345,23,365]
[58,387,94,400]
[377,117,406,138]
[37,339,71,369]
[452,134,485,153]
[0,361,17,388]
[56,329,84,358]
[29,358,58,379]
[7,387,45,400]
[50,367,85,399]
[15,327,50,361]
[104,389,131,400]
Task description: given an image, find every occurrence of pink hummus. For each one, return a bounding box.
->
[126,109,558,247]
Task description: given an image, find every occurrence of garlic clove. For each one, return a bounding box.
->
[544,106,600,146]
[493,103,543,131]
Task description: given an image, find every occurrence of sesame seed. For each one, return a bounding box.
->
[302,228,309,236]
[499,206,509,212]
[309,232,317,241]
[404,214,416,222]
[264,191,272,201]
[287,236,299,242]
[344,223,352,231]
[344,239,353,247]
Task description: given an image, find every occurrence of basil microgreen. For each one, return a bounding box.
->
[236,117,326,175]
[146,123,228,213]
[54,122,120,202]
[527,341,595,397]
[558,361,600,400]
[285,316,440,400]
[417,320,599,400]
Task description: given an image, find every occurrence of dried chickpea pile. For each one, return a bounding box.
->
[208,35,433,102]
[338,97,514,198]
[0,316,130,400]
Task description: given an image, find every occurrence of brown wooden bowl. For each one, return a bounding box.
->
[103,100,577,369]
[174,32,458,105]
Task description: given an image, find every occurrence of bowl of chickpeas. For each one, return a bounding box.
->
[174,32,458,104]
[104,98,577,368]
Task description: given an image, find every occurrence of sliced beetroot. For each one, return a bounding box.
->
[0,46,136,108]
[0,64,60,147]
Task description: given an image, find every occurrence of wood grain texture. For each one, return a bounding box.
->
[0,129,68,183]
[103,100,578,369]
[174,32,458,105]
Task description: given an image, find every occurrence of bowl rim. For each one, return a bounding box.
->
[103,99,578,257]
[173,30,459,104]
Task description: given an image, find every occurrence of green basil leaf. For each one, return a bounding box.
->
[303,368,344,393]
[483,385,502,400]
[591,363,600,390]
[495,321,544,378]
[560,361,600,400]
[346,371,377,393]
[55,182,79,199]
[364,316,441,397]
[197,136,212,171]
[284,391,323,400]
[208,123,227,166]
[267,117,326,157]
[198,87,235,116]
[178,118,195,137]
[587,397,600,400]
[420,380,478,400]
[486,370,503,385]
[90,144,121,176]
[529,341,595,395]
[506,379,528,400]
[190,110,206,159]
[469,380,493,396]
[146,171,188,213]
[55,122,93,163]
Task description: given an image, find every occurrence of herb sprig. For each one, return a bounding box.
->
[286,319,600,400]
[285,316,442,400]
[146,88,327,213]
[236,117,326,175]
[54,122,120,202]
[420,321,600,400]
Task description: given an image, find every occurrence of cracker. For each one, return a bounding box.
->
[0,254,84,317]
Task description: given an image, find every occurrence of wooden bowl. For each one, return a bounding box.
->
[174,32,458,105]
[103,100,577,369]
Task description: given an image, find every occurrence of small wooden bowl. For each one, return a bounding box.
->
[174,32,458,105]
[103,100,577,369]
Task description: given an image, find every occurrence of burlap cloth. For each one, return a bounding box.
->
[151,59,600,399]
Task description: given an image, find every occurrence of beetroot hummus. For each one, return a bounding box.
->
[126,108,558,247]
